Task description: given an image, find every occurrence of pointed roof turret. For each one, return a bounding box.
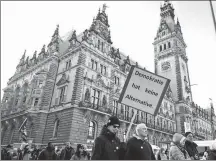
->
[89,4,112,44]
[48,24,60,53]
[52,24,59,38]
[160,0,175,20]
[21,50,26,60]
[177,17,181,26]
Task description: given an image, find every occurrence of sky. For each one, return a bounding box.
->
[1,1,216,111]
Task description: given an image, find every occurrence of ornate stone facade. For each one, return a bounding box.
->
[1,2,215,149]
[153,0,215,140]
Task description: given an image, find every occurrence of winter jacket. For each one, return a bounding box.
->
[38,147,57,160]
[169,144,191,160]
[185,140,199,160]
[71,153,88,160]
[91,125,121,160]
[124,135,156,160]
[60,147,75,160]
[208,150,216,160]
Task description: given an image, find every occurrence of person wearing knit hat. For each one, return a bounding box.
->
[124,123,156,160]
[169,133,191,160]
[91,115,122,160]
[184,132,199,160]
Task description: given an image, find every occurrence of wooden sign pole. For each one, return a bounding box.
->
[125,109,137,142]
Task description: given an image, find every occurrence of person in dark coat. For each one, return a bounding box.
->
[184,132,199,160]
[38,142,57,160]
[60,142,75,160]
[91,116,122,160]
[208,142,216,160]
[124,123,156,160]
[2,144,13,160]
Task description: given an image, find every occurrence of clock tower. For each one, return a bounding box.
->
[153,0,193,134]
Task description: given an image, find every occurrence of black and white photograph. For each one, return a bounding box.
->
[1,1,216,160]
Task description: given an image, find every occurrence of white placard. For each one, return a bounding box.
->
[119,66,170,116]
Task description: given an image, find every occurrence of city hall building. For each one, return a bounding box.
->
[1,1,216,148]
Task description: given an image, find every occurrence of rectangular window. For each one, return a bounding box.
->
[125,106,129,121]
[101,42,104,52]
[91,59,94,69]
[91,59,98,71]
[66,60,71,69]
[164,102,168,109]
[34,98,39,106]
[92,89,100,109]
[59,86,66,103]
[113,100,118,116]
[100,64,107,75]
[98,40,100,49]
[114,76,120,85]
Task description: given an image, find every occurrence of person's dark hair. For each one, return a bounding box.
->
[48,142,52,146]
[185,132,192,137]
[75,144,85,158]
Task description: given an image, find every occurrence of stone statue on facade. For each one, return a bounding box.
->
[84,88,90,102]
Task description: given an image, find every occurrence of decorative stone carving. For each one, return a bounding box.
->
[102,95,107,107]
[56,73,69,86]
[84,88,91,102]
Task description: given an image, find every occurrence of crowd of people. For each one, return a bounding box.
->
[1,116,216,160]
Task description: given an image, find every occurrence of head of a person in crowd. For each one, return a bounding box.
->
[6,144,13,152]
[159,148,165,154]
[65,142,71,148]
[210,142,216,150]
[106,116,120,135]
[75,144,85,157]
[48,142,54,150]
[185,132,193,142]
[173,133,186,147]
[135,123,148,139]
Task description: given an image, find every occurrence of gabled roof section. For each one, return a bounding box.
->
[56,73,69,86]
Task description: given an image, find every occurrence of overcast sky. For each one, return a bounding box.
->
[1,1,216,110]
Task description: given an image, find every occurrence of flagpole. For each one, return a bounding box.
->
[209,0,216,35]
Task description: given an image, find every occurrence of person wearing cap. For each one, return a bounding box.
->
[124,123,156,160]
[91,116,121,160]
[169,133,191,160]
[184,132,199,160]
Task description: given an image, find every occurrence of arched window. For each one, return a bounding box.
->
[88,121,96,139]
[160,45,162,52]
[53,119,60,138]
[164,44,166,50]
[168,42,171,48]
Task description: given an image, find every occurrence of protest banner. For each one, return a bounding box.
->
[119,65,170,140]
